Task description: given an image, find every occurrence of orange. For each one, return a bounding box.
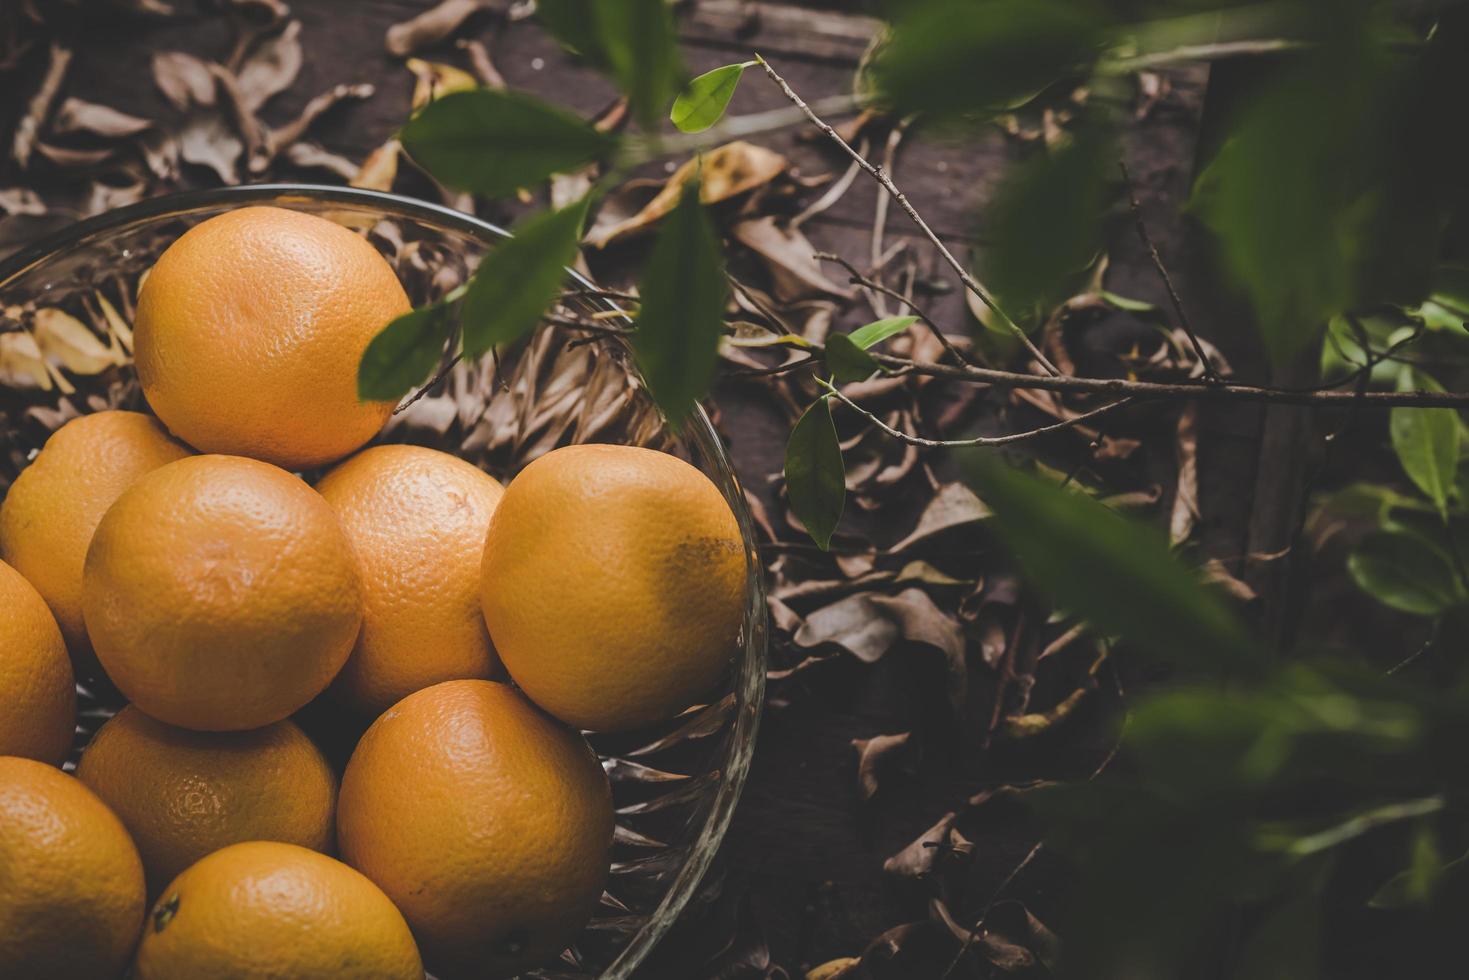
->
[0,755,146,978]
[76,705,337,894]
[132,206,410,470]
[0,560,74,766]
[337,680,612,979]
[317,444,505,716]
[83,454,362,731]
[0,410,190,651]
[480,444,747,731]
[133,841,422,979]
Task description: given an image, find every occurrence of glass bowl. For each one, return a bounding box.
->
[0,184,767,979]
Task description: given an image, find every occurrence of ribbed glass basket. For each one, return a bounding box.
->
[0,183,766,979]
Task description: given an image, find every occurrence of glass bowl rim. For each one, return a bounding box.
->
[0,182,768,979]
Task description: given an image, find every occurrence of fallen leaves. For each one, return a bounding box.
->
[586,141,789,247]
[852,731,913,800]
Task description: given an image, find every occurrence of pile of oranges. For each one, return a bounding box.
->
[0,206,748,979]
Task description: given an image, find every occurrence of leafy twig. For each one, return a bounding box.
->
[752,53,1064,377]
[814,251,977,366]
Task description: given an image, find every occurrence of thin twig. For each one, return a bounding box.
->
[1118,160,1218,382]
[939,840,1046,979]
[814,251,976,367]
[819,378,1135,447]
[393,351,463,415]
[869,119,909,316]
[754,54,1063,377]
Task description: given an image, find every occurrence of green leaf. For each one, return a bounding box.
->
[847,315,918,350]
[633,174,727,427]
[1390,371,1459,516]
[1191,33,1436,365]
[399,88,614,198]
[1348,529,1466,616]
[536,0,609,67]
[824,334,880,384]
[460,197,589,356]
[966,455,1256,671]
[980,127,1111,321]
[1232,861,1328,980]
[671,63,749,133]
[786,398,845,550]
[594,0,685,130]
[873,0,1101,116]
[357,303,454,402]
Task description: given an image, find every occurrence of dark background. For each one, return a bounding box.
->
[0,2,1310,975]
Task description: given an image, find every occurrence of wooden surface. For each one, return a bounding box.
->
[1,2,1236,975]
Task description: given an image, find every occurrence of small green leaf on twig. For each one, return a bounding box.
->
[786,397,845,550]
[671,62,752,133]
[358,302,455,402]
[1389,370,1459,517]
[633,173,727,427]
[848,315,918,349]
[399,88,615,198]
[461,196,590,356]
[824,333,880,384]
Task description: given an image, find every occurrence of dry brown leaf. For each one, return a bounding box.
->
[152,51,216,110]
[33,308,127,374]
[95,293,134,353]
[1200,558,1258,602]
[386,0,486,57]
[236,19,302,111]
[731,217,854,303]
[883,811,966,878]
[13,43,71,169]
[83,178,147,216]
[806,958,861,980]
[456,37,506,89]
[33,143,117,168]
[261,82,374,170]
[794,592,899,662]
[351,139,401,192]
[889,482,991,552]
[179,112,243,184]
[1169,402,1199,545]
[408,58,479,111]
[283,141,358,178]
[137,130,181,181]
[0,188,45,216]
[0,331,52,390]
[851,731,913,800]
[585,141,789,248]
[52,97,153,138]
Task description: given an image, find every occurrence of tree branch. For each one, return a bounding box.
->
[753,54,1064,378]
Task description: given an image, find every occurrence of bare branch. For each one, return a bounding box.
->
[753,54,1064,378]
[1118,160,1218,382]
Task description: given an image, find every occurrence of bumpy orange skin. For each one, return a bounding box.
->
[0,561,74,766]
[480,444,747,731]
[0,410,191,651]
[337,680,613,979]
[0,756,146,979]
[83,454,363,731]
[132,206,409,470]
[76,705,337,895]
[317,444,505,716]
[133,841,422,980]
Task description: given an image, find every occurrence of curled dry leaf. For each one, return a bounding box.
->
[1200,558,1258,602]
[408,58,479,111]
[386,0,486,57]
[179,112,244,184]
[585,141,789,248]
[33,143,116,168]
[0,331,52,390]
[456,38,506,89]
[32,308,127,375]
[732,217,855,303]
[351,139,401,192]
[13,43,72,169]
[806,958,861,980]
[51,97,153,138]
[83,178,147,216]
[235,19,302,111]
[852,731,913,800]
[883,811,968,878]
[262,82,375,170]
[889,481,992,552]
[152,51,216,110]
[0,188,45,216]
[283,141,358,178]
[1169,402,1199,545]
[796,588,967,704]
